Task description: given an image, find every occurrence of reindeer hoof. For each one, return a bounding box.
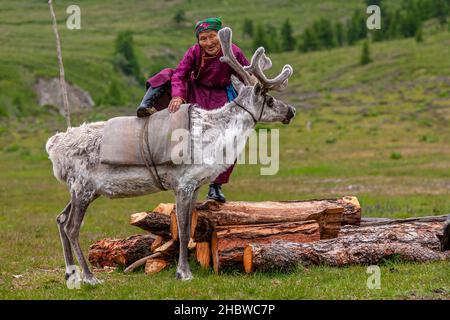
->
[83,276,103,285]
[176,270,193,281]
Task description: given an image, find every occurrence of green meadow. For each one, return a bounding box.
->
[0,0,449,299]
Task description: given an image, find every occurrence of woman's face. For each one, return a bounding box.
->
[198,30,221,56]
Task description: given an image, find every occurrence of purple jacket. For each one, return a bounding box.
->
[147,43,250,110]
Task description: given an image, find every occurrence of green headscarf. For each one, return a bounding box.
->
[194,17,222,38]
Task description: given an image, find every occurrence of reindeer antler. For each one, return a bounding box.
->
[218,27,255,86]
[243,47,293,92]
[219,27,293,91]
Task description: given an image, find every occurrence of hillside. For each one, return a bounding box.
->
[0,0,387,116]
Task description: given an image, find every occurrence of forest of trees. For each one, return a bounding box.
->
[244,0,449,54]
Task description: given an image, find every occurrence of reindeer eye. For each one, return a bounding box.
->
[267,97,274,107]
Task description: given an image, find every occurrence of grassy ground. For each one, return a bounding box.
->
[0,0,449,299]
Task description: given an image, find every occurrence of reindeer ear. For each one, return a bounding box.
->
[253,82,263,96]
[230,74,244,94]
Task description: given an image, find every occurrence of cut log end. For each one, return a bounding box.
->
[195,242,211,268]
[212,231,219,274]
[150,235,164,252]
[153,203,174,215]
[243,245,253,273]
[154,239,178,256]
[170,211,178,241]
[145,258,170,275]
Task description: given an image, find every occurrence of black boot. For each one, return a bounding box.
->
[206,183,226,203]
[136,84,167,117]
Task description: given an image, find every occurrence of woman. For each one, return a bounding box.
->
[137,17,250,203]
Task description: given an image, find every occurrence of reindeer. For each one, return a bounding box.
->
[45,27,296,284]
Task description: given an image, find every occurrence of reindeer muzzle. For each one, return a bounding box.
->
[282,105,296,124]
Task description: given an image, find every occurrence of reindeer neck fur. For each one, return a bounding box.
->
[189,97,256,167]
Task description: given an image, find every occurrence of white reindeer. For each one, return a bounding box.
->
[45,28,296,284]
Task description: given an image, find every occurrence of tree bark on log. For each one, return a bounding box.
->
[129,211,171,239]
[212,220,320,273]
[88,234,157,268]
[244,221,449,273]
[359,215,447,227]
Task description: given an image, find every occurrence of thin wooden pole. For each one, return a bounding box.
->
[48,0,71,127]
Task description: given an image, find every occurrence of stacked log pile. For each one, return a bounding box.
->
[87,196,449,275]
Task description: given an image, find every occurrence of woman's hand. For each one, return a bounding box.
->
[168,97,184,113]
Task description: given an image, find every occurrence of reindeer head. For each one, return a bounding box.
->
[218,27,296,124]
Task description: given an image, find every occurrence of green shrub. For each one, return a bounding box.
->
[113,31,141,82]
[360,40,373,65]
[390,151,402,160]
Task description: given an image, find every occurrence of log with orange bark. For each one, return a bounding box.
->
[243,216,449,273]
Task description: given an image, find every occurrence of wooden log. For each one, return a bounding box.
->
[171,212,197,248]
[170,211,178,240]
[244,221,449,273]
[195,242,211,269]
[359,215,447,227]
[145,257,170,275]
[154,239,178,257]
[188,238,197,250]
[191,199,351,242]
[150,235,164,252]
[335,196,361,225]
[88,234,156,268]
[153,203,174,215]
[212,220,320,273]
[129,211,171,239]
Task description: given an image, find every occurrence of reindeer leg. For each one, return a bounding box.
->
[56,201,76,280]
[174,182,198,281]
[65,191,102,285]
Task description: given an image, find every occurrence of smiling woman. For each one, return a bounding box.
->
[137,17,251,203]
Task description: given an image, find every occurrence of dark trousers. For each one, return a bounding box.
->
[213,163,235,185]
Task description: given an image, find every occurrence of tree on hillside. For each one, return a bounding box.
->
[280,19,296,51]
[347,10,367,45]
[253,23,270,51]
[113,31,141,82]
[360,40,373,65]
[299,27,318,52]
[399,10,421,37]
[415,25,424,42]
[435,0,449,27]
[173,9,186,25]
[364,0,383,6]
[335,21,345,46]
[265,24,281,53]
[243,18,254,38]
[386,9,402,39]
[313,18,335,49]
